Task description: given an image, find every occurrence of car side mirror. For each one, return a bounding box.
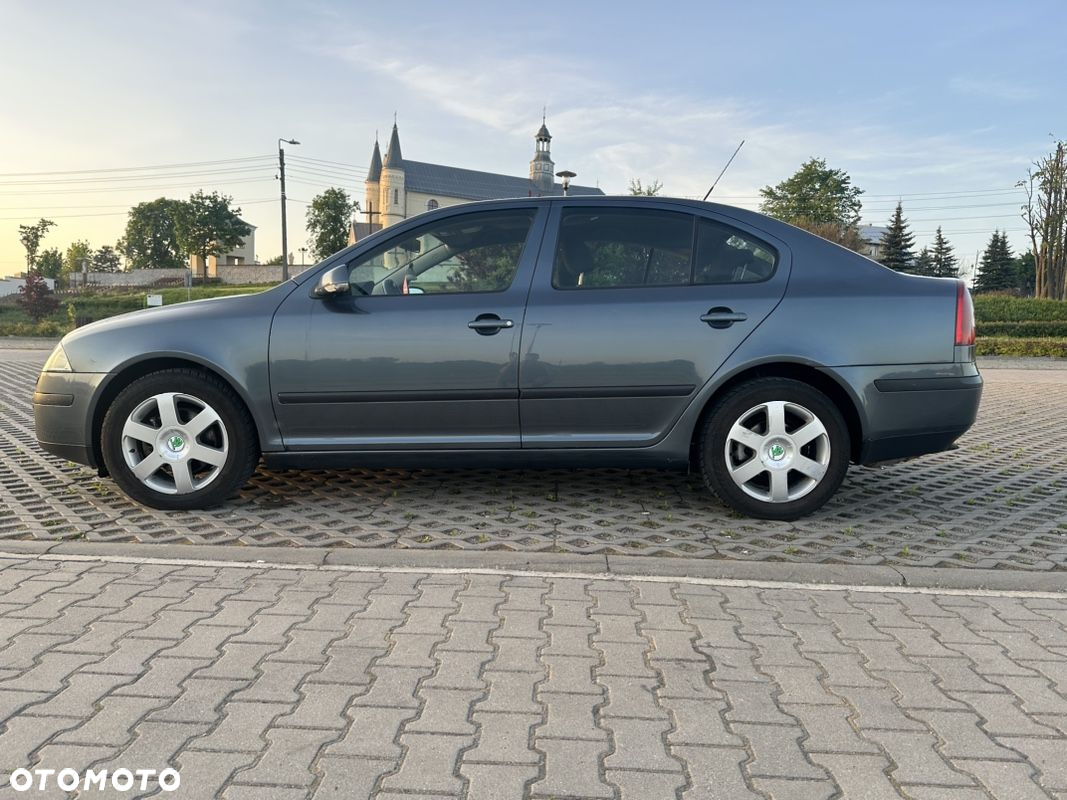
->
[312,265,351,298]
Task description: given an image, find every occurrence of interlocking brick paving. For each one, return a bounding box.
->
[2,351,1065,568]
[1,553,1066,798]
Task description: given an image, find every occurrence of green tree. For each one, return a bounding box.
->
[1015,250,1036,296]
[264,254,286,265]
[628,178,663,196]
[760,158,863,228]
[929,227,958,278]
[91,245,122,273]
[973,231,1016,293]
[36,247,64,282]
[175,190,252,279]
[118,198,187,270]
[16,271,59,321]
[306,188,357,260]
[18,218,56,269]
[914,247,935,277]
[63,240,93,282]
[878,202,916,273]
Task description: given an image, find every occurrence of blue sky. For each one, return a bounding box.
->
[2,0,1064,277]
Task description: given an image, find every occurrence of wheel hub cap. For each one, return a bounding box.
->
[121,392,229,495]
[723,400,831,504]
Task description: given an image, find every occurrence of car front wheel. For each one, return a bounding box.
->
[699,377,850,520]
[100,369,258,510]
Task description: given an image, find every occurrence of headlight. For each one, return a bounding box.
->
[43,344,72,372]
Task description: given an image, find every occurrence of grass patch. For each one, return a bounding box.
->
[0,284,271,338]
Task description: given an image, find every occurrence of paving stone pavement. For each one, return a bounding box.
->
[1,552,1066,799]
[2,350,1066,569]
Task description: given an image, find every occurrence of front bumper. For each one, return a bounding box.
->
[32,371,108,468]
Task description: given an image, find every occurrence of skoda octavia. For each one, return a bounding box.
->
[33,197,981,520]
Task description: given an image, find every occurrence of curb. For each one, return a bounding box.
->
[2,539,1064,593]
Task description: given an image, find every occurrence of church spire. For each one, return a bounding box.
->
[530,114,554,193]
[383,120,403,169]
[367,136,382,183]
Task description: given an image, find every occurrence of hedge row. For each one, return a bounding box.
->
[977,321,1067,338]
[975,337,1067,358]
[973,295,1067,323]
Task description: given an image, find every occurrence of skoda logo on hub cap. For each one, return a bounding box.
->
[167,435,186,452]
[768,443,786,461]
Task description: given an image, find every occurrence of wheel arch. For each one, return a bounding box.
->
[689,361,866,464]
[90,355,262,474]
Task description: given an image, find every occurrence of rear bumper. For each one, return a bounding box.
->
[32,371,107,469]
[854,371,982,465]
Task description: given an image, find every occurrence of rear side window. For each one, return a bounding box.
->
[552,209,692,289]
[552,208,777,289]
[694,218,777,284]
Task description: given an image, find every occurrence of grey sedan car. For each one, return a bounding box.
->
[33,197,981,520]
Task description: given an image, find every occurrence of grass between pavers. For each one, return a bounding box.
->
[0,284,272,336]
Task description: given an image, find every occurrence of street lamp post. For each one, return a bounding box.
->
[555,170,576,196]
[298,247,307,267]
[278,137,300,281]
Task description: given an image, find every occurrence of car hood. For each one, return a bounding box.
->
[59,285,295,374]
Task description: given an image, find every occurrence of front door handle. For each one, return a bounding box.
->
[468,314,514,335]
[700,307,748,329]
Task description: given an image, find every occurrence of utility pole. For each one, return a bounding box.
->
[278,137,300,281]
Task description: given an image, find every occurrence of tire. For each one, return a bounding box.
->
[698,377,850,521]
[100,369,259,510]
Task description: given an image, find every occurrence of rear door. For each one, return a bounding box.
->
[518,200,790,448]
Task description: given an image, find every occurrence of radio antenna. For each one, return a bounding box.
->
[702,139,745,201]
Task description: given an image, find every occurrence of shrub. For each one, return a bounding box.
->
[977,321,1067,337]
[975,337,1067,358]
[973,295,1067,323]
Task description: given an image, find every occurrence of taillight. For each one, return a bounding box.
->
[955,281,975,346]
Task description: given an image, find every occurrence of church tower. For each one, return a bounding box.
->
[364,136,382,226]
[529,116,555,193]
[380,121,406,227]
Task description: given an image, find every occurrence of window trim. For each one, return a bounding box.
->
[345,208,539,297]
[549,206,780,291]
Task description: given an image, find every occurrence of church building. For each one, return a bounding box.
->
[349,119,604,244]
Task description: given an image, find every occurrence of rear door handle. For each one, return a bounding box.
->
[468,314,514,335]
[700,307,748,329]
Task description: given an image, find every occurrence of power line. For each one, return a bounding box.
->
[0,176,277,196]
[0,155,275,179]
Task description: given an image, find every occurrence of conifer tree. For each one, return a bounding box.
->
[914,247,934,276]
[929,227,959,278]
[878,202,916,273]
[973,231,1016,293]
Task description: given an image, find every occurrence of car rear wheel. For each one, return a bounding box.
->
[100,369,258,510]
[699,377,849,520]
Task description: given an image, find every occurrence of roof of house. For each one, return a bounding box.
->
[403,160,603,201]
[859,225,887,244]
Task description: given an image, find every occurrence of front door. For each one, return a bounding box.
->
[519,201,790,448]
[270,205,545,450]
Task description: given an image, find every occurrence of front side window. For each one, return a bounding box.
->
[347,209,536,296]
[553,208,692,289]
